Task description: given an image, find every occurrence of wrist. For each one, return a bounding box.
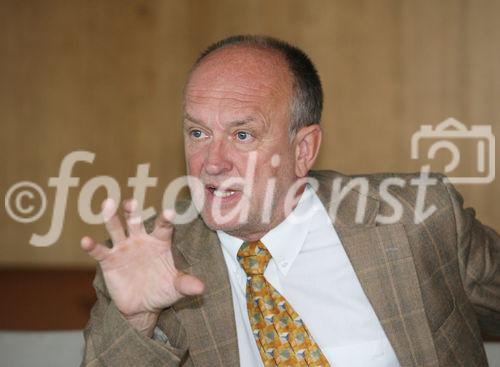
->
[123,311,160,337]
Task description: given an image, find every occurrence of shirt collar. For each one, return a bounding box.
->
[217,184,322,276]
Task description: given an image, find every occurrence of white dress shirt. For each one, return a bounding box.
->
[217,185,401,367]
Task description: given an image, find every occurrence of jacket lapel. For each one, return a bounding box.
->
[165,217,240,366]
[312,171,439,366]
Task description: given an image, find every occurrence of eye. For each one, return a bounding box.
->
[189,129,206,139]
[236,131,251,141]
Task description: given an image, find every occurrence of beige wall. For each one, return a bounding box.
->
[0,0,498,267]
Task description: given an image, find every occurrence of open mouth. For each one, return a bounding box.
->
[205,185,238,198]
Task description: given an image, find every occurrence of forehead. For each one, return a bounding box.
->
[184,46,293,118]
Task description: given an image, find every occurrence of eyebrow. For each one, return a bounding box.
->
[183,113,256,128]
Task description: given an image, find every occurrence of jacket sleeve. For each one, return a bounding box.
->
[81,266,189,367]
[446,182,500,336]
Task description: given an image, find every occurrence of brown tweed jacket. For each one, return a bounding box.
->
[82,170,500,366]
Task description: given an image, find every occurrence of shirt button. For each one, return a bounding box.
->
[280,261,288,268]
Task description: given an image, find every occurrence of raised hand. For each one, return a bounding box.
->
[81,199,204,335]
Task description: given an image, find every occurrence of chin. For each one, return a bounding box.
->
[200,213,243,232]
[200,211,268,241]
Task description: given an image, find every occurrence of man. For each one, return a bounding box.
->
[81,35,500,366]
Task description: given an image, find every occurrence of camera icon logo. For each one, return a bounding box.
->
[411,117,495,184]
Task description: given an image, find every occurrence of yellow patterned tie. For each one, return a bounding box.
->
[237,241,331,366]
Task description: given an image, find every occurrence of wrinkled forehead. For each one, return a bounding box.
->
[184,45,293,105]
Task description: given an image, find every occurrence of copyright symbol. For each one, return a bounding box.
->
[5,181,47,223]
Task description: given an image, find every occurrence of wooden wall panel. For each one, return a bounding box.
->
[0,0,498,267]
[0,269,95,330]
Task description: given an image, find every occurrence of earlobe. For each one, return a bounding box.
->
[294,125,322,177]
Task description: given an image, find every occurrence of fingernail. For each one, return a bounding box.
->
[162,209,175,221]
[103,198,115,210]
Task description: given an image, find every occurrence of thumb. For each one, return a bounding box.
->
[174,273,205,296]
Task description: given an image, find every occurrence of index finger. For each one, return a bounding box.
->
[151,209,175,241]
[102,198,126,244]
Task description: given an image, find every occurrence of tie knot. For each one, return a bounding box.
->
[237,241,271,276]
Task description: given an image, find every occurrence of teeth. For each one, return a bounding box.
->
[213,190,236,198]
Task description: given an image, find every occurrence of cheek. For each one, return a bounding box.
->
[185,149,205,174]
[272,147,296,173]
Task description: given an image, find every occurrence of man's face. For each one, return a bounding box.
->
[183,46,299,240]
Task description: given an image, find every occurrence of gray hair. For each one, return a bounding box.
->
[192,35,323,137]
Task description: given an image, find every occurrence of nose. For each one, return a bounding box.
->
[204,138,233,176]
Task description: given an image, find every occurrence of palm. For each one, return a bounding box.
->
[100,233,181,315]
[81,199,204,317]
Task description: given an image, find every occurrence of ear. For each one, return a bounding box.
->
[294,124,322,177]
